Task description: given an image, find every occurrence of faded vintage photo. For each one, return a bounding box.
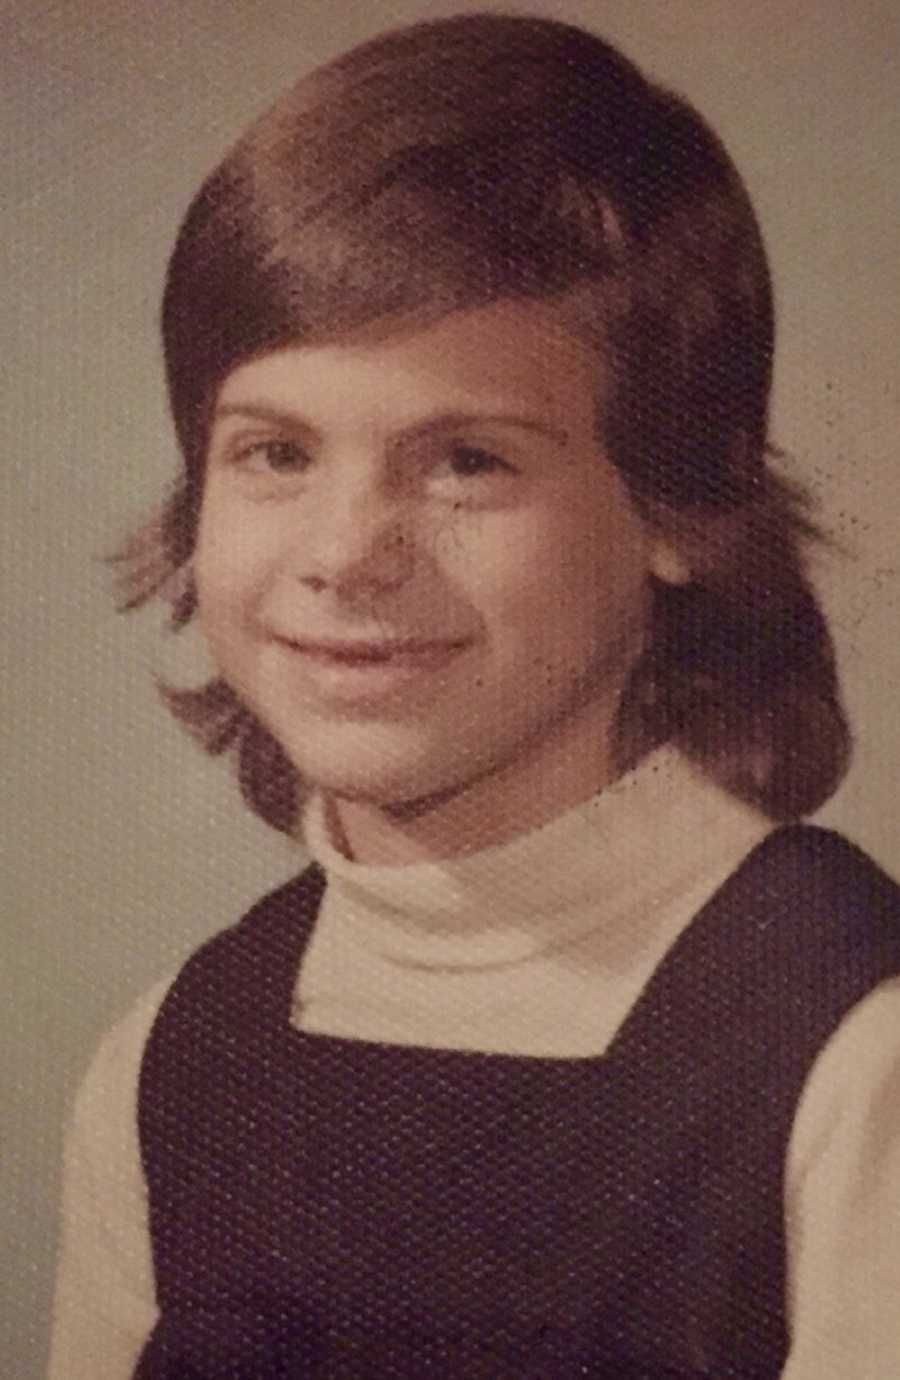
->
[4,3,899,1377]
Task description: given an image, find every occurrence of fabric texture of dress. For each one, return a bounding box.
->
[135,825,900,1378]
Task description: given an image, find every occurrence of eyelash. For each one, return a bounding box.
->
[230,438,309,472]
[219,436,517,489]
[443,445,512,478]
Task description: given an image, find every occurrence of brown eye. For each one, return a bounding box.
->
[239,438,310,472]
[448,445,510,477]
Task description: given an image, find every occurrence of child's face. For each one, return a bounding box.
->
[195,299,681,853]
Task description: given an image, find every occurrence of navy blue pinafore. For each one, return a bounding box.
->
[135,826,900,1377]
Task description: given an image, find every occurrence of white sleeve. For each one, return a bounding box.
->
[783,976,900,1380]
[47,979,170,1380]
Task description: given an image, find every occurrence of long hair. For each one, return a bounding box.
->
[112,12,850,831]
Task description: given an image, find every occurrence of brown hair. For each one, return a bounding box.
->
[113,12,850,831]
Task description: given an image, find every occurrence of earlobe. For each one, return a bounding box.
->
[649,541,691,586]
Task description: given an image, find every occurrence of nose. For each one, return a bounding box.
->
[291,469,416,598]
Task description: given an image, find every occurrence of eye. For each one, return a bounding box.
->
[232,437,310,473]
[446,444,512,478]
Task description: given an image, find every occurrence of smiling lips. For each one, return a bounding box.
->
[273,637,470,702]
[284,637,468,664]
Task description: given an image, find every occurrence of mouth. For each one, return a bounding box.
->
[282,638,469,666]
[270,635,471,705]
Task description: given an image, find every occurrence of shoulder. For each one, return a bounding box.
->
[732,823,900,905]
[165,862,326,987]
[792,974,900,1175]
[64,976,173,1195]
[50,979,174,1378]
[717,823,900,963]
[137,866,325,1130]
[73,977,173,1134]
[69,866,325,1148]
[143,863,325,1035]
[665,823,900,1015]
[645,824,900,1142]
[784,975,900,1372]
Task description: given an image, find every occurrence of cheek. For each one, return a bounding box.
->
[473,505,645,613]
[478,512,653,674]
[567,498,653,603]
[193,499,274,612]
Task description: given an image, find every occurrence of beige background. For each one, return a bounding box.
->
[3,0,898,1372]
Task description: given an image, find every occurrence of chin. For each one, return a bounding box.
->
[332,772,482,821]
[283,731,465,811]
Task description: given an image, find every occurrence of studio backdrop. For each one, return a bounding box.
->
[3,1,899,1375]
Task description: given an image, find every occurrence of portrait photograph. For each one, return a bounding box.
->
[3,1,899,1376]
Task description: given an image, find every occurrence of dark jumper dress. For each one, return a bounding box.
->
[135,826,900,1378]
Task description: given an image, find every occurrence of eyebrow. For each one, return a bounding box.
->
[212,401,570,448]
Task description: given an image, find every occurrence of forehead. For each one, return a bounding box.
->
[214,298,605,430]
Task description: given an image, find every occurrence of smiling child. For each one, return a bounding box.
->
[50,14,900,1379]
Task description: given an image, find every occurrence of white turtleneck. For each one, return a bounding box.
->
[49,751,900,1379]
[297,748,770,1056]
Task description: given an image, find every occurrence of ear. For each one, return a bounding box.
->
[649,539,691,586]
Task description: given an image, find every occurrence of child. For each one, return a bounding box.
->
[50,13,900,1378]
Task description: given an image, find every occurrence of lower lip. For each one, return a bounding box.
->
[276,641,468,703]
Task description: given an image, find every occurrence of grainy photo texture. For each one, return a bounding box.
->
[4,4,897,1378]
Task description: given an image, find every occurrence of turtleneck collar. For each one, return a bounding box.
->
[300,748,770,973]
